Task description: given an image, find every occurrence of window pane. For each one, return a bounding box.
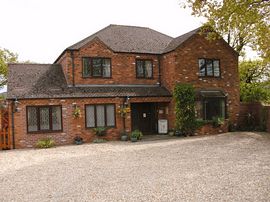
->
[136,60,144,77]
[145,61,153,78]
[198,59,206,76]
[92,58,102,76]
[82,58,91,77]
[27,107,38,132]
[102,59,111,77]
[205,98,225,120]
[40,107,50,130]
[52,106,62,130]
[96,105,105,127]
[213,60,220,77]
[206,60,213,76]
[106,105,115,127]
[86,105,95,127]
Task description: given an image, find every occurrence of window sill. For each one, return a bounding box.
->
[82,76,112,79]
[27,130,63,134]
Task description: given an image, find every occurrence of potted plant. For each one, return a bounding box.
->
[93,127,107,136]
[120,130,129,141]
[74,136,83,145]
[130,129,143,142]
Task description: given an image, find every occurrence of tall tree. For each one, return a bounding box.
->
[180,0,270,58]
[239,60,270,102]
[0,48,18,88]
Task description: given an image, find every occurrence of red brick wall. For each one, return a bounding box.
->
[9,97,171,148]
[161,33,240,128]
[58,39,161,86]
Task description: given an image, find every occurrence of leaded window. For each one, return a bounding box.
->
[199,58,220,77]
[82,57,111,78]
[27,106,62,133]
[85,104,115,128]
[136,59,153,78]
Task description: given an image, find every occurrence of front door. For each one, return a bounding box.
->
[131,103,157,134]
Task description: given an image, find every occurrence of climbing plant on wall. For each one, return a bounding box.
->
[173,83,197,135]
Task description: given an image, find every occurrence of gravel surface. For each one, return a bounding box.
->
[0,132,270,202]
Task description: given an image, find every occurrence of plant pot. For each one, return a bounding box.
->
[121,135,128,141]
[75,140,83,145]
[130,137,138,142]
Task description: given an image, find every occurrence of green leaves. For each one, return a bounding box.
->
[0,48,18,88]
[173,83,196,135]
[180,0,270,59]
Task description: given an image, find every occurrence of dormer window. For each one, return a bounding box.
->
[82,57,111,78]
[136,59,153,79]
[198,58,220,77]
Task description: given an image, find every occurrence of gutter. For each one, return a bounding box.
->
[11,100,15,149]
[71,50,75,87]
[158,55,162,86]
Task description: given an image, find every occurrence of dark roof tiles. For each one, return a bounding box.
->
[7,64,171,99]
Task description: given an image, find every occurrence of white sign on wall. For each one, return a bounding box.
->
[158,119,168,134]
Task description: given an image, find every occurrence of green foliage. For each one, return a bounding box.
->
[173,83,196,135]
[93,138,107,143]
[180,0,270,58]
[212,116,225,128]
[239,60,270,102]
[130,129,143,140]
[195,119,210,129]
[93,127,107,136]
[0,48,18,88]
[36,137,55,148]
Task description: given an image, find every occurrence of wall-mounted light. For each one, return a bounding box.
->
[13,98,20,112]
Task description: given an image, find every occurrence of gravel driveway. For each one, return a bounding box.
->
[0,132,270,202]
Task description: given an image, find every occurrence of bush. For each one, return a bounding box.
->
[93,127,107,136]
[93,138,107,143]
[36,137,55,148]
[173,84,197,135]
[130,129,143,140]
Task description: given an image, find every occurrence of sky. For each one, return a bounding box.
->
[0,0,205,63]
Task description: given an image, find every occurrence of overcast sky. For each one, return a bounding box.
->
[0,0,204,63]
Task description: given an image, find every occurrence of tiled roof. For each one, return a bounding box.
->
[68,24,173,54]
[7,64,171,99]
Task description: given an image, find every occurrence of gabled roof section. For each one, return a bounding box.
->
[7,64,171,99]
[67,24,173,54]
[163,27,201,53]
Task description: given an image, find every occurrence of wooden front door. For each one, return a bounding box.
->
[0,108,10,150]
[131,103,157,134]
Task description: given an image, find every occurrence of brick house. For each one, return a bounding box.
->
[7,24,240,148]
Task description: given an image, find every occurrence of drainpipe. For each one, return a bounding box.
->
[71,50,75,87]
[11,100,15,149]
[158,55,161,86]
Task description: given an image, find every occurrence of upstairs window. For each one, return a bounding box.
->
[82,57,111,78]
[27,106,62,133]
[136,60,153,78]
[198,58,220,77]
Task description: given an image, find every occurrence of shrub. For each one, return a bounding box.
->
[173,83,197,135]
[212,116,225,127]
[130,129,143,140]
[93,138,107,143]
[36,137,55,148]
[93,127,107,136]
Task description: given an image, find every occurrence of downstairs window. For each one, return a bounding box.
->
[85,104,115,128]
[195,91,226,120]
[27,106,62,133]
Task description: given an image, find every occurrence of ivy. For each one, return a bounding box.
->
[173,83,197,135]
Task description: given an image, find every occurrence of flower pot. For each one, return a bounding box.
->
[130,137,138,142]
[121,135,128,141]
[75,140,83,145]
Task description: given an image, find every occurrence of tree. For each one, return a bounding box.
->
[0,48,18,88]
[180,0,270,58]
[239,60,270,102]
